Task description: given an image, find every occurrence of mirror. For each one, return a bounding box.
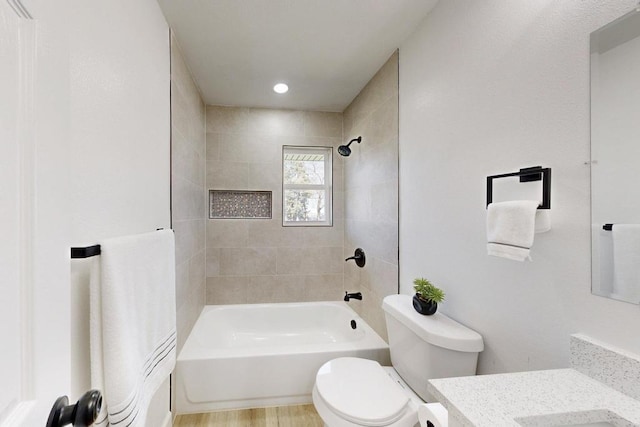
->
[591,7,640,304]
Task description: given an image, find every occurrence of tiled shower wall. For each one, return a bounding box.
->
[342,52,399,340]
[171,35,206,353]
[205,107,346,303]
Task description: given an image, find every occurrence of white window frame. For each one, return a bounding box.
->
[282,146,333,227]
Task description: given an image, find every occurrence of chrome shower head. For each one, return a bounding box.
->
[337,136,362,157]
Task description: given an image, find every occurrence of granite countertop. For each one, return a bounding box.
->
[428,368,640,427]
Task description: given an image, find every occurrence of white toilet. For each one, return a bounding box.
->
[312,294,484,427]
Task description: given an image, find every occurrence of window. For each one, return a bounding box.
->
[282,146,332,226]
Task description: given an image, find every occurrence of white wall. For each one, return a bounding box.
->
[66,0,171,414]
[399,0,640,375]
[0,3,24,419]
[13,0,171,423]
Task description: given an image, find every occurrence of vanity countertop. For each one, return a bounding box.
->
[428,368,640,426]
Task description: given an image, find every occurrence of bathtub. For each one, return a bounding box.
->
[175,301,390,414]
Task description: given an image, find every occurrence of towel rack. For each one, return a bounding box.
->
[486,166,551,209]
[70,228,170,258]
[71,245,101,259]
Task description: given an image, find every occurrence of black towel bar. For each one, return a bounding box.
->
[70,228,171,259]
[486,166,551,209]
[71,245,101,259]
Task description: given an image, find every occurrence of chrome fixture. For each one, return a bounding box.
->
[337,136,362,157]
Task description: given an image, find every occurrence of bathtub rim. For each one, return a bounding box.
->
[178,300,388,361]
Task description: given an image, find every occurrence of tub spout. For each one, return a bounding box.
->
[344,292,362,301]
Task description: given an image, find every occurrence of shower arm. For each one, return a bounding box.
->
[345,136,361,147]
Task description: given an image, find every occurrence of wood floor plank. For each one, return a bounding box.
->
[173,404,323,427]
[276,404,324,427]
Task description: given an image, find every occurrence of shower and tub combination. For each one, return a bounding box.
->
[175,137,388,415]
[175,300,389,414]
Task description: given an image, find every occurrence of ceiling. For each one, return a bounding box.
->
[157,0,438,112]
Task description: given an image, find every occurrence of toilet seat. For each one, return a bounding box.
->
[315,357,410,426]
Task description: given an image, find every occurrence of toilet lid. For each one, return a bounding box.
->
[315,357,410,426]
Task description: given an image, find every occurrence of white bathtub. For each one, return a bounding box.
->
[175,301,390,414]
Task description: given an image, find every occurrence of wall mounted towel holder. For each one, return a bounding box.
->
[70,228,170,258]
[486,166,551,209]
[71,245,101,259]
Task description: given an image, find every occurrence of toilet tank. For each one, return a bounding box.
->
[382,294,484,402]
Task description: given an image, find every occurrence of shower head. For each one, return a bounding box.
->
[337,136,362,157]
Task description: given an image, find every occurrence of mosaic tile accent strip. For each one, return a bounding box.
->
[209,190,272,219]
[570,333,640,400]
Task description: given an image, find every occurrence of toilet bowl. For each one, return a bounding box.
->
[312,294,483,427]
[313,358,423,427]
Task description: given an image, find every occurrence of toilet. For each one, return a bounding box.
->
[312,294,484,427]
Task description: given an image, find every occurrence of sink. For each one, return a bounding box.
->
[515,410,631,427]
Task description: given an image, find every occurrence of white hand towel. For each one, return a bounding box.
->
[90,229,176,427]
[612,224,640,302]
[535,209,551,233]
[487,200,539,261]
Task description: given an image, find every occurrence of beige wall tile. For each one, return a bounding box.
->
[246,220,305,248]
[370,180,398,223]
[175,262,190,311]
[203,105,351,306]
[207,161,249,189]
[276,247,343,275]
[360,257,398,298]
[246,275,300,303]
[173,219,205,266]
[342,51,398,340]
[207,220,249,248]
[206,105,250,134]
[244,134,282,164]
[219,247,278,276]
[332,190,345,220]
[171,35,206,354]
[206,276,248,305]
[189,250,206,289]
[247,108,305,136]
[303,274,344,301]
[361,289,388,342]
[206,248,221,277]
[304,111,343,138]
[248,162,281,190]
[206,132,221,163]
[303,220,344,247]
[172,174,206,221]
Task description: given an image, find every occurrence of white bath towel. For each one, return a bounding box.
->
[487,200,539,261]
[90,229,176,427]
[612,224,640,303]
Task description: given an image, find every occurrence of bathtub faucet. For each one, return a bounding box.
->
[344,292,363,301]
[345,248,366,268]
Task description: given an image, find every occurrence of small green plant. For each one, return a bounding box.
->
[413,278,445,303]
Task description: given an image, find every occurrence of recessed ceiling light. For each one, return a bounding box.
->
[273,83,289,94]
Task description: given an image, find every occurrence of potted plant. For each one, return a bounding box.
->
[412,278,445,315]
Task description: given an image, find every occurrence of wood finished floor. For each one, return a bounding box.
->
[173,404,324,427]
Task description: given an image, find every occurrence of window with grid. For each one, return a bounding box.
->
[282,146,333,226]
